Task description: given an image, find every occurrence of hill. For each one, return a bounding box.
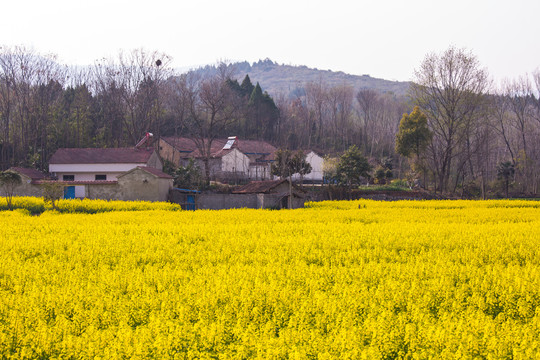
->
[190,59,411,98]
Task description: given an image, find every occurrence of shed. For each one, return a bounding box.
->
[169,188,200,210]
[233,179,306,209]
[114,167,173,202]
[3,167,47,197]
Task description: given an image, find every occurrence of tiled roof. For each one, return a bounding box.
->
[136,166,173,179]
[236,139,277,155]
[161,137,199,153]
[49,148,155,164]
[163,137,277,158]
[232,179,287,194]
[10,167,46,180]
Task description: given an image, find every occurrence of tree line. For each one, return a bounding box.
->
[1,45,539,196]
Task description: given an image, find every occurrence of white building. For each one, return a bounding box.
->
[49,147,163,198]
[291,150,325,183]
[159,136,277,181]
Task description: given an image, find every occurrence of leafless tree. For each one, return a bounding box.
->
[412,46,490,192]
[0,46,65,169]
[304,79,328,148]
[182,71,242,184]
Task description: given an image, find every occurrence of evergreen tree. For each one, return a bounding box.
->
[336,145,372,195]
[240,75,255,97]
[395,106,432,187]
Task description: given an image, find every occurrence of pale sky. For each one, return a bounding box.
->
[2,0,539,82]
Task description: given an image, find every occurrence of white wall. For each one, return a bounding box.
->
[222,149,250,174]
[54,172,125,181]
[50,163,148,174]
[292,151,324,182]
[52,167,139,199]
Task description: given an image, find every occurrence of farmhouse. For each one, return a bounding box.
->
[159,136,277,181]
[48,147,163,199]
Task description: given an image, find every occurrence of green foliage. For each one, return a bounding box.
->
[162,159,177,176]
[336,145,372,188]
[174,159,204,190]
[374,157,393,184]
[271,149,312,179]
[240,75,255,97]
[0,170,23,210]
[395,106,432,158]
[322,156,339,184]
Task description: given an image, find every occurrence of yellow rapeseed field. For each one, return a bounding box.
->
[0,198,539,359]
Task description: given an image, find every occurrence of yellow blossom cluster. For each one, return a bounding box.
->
[0,199,539,358]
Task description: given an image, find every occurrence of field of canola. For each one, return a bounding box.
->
[1,198,540,359]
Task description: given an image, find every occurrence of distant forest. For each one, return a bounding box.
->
[1,46,539,196]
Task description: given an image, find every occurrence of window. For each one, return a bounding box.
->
[63,175,74,181]
[95,174,107,181]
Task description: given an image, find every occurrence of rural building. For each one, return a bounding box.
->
[8,163,173,203]
[48,147,163,198]
[159,136,277,181]
[291,150,325,183]
[1,167,47,197]
[232,179,306,209]
[170,179,306,210]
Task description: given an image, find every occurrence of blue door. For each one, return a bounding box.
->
[186,195,195,210]
[64,186,75,199]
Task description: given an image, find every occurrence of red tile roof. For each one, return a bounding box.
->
[162,137,276,159]
[236,139,277,155]
[49,148,155,164]
[161,137,199,153]
[136,166,173,179]
[10,167,46,180]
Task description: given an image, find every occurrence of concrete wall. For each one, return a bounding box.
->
[170,190,305,210]
[0,174,43,197]
[85,184,122,200]
[116,169,172,202]
[197,193,258,210]
[147,151,163,170]
[159,139,190,167]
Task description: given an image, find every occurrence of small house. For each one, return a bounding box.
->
[48,147,163,198]
[232,179,306,209]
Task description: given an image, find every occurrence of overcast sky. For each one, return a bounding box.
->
[2,0,539,82]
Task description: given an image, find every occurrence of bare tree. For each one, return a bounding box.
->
[91,49,172,146]
[304,79,328,148]
[328,83,354,151]
[412,46,490,192]
[0,46,65,168]
[182,71,241,184]
[356,89,378,155]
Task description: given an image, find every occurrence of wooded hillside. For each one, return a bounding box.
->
[1,45,539,197]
